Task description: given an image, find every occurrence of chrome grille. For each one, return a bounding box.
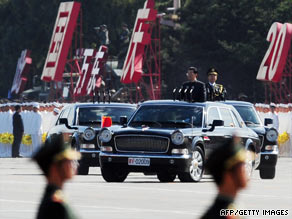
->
[115,135,169,153]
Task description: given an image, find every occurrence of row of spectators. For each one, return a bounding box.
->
[0,102,65,157]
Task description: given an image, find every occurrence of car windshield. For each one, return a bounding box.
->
[78,107,135,126]
[129,105,203,129]
[233,105,261,126]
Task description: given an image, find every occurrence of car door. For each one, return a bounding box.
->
[206,107,240,158]
[204,106,222,158]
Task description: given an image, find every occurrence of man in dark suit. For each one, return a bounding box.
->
[12,105,24,158]
[205,67,227,101]
[181,66,206,102]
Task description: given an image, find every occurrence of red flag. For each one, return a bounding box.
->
[101,116,112,128]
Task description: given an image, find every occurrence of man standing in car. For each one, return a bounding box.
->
[180,66,206,102]
[205,67,227,101]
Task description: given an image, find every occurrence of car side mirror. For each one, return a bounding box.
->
[120,116,128,127]
[264,118,273,126]
[212,120,224,127]
[59,118,78,130]
[203,119,224,132]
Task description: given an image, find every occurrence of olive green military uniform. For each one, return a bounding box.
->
[32,134,81,219]
[206,83,227,101]
[201,138,246,219]
[37,184,78,219]
[201,194,238,219]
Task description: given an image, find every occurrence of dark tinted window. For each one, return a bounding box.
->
[129,105,203,128]
[78,107,136,126]
[234,106,261,126]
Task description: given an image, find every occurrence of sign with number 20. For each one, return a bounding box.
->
[256,22,292,82]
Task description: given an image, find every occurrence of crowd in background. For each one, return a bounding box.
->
[0,102,64,157]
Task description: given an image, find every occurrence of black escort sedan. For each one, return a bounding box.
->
[225,101,278,179]
[47,102,137,175]
[98,100,260,182]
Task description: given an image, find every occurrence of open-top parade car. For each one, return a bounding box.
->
[47,102,137,175]
[225,101,278,179]
[98,100,260,182]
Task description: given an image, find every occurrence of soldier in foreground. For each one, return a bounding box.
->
[32,134,81,219]
[205,67,227,101]
[201,137,248,219]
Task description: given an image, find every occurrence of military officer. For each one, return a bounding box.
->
[201,137,248,219]
[205,67,227,101]
[33,134,81,219]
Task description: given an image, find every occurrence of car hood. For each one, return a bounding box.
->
[247,126,266,135]
[111,126,202,137]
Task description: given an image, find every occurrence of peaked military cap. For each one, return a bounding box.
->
[32,134,81,176]
[205,137,246,185]
[207,67,218,76]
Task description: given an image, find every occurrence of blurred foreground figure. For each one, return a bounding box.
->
[32,134,81,219]
[201,137,248,219]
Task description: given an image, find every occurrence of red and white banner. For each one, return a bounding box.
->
[121,0,157,84]
[41,1,80,82]
[74,46,108,96]
[11,50,32,94]
[257,22,292,82]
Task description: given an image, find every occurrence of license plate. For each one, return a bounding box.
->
[128,158,150,166]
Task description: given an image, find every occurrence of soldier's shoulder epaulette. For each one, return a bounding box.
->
[215,84,224,88]
[52,190,65,203]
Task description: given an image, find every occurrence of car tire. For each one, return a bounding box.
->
[78,162,89,175]
[101,166,128,182]
[260,167,275,179]
[157,172,176,182]
[178,147,204,182]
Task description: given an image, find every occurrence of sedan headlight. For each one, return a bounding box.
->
[83,128,95,141]
[99,129,112,142]
[266,129,278,142]
[80,144,95,149]
[171,148,188,155]
[171,131,184,145]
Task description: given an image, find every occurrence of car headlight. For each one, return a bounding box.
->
[83,128,95,141]
[266,129,278,142]
[171,148,188,155]
[171,131,184,145]
[80,144,95,149]
[265,145,277,151]
[99,129,112,142]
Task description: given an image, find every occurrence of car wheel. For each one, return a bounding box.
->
[101,166,128,182]
[157,172,176,182]
[78,162,89,175]
[245,149,255,179]
[178,147,204,182]
[260,167,275,179]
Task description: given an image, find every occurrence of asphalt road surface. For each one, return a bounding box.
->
[0,157,291,219]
